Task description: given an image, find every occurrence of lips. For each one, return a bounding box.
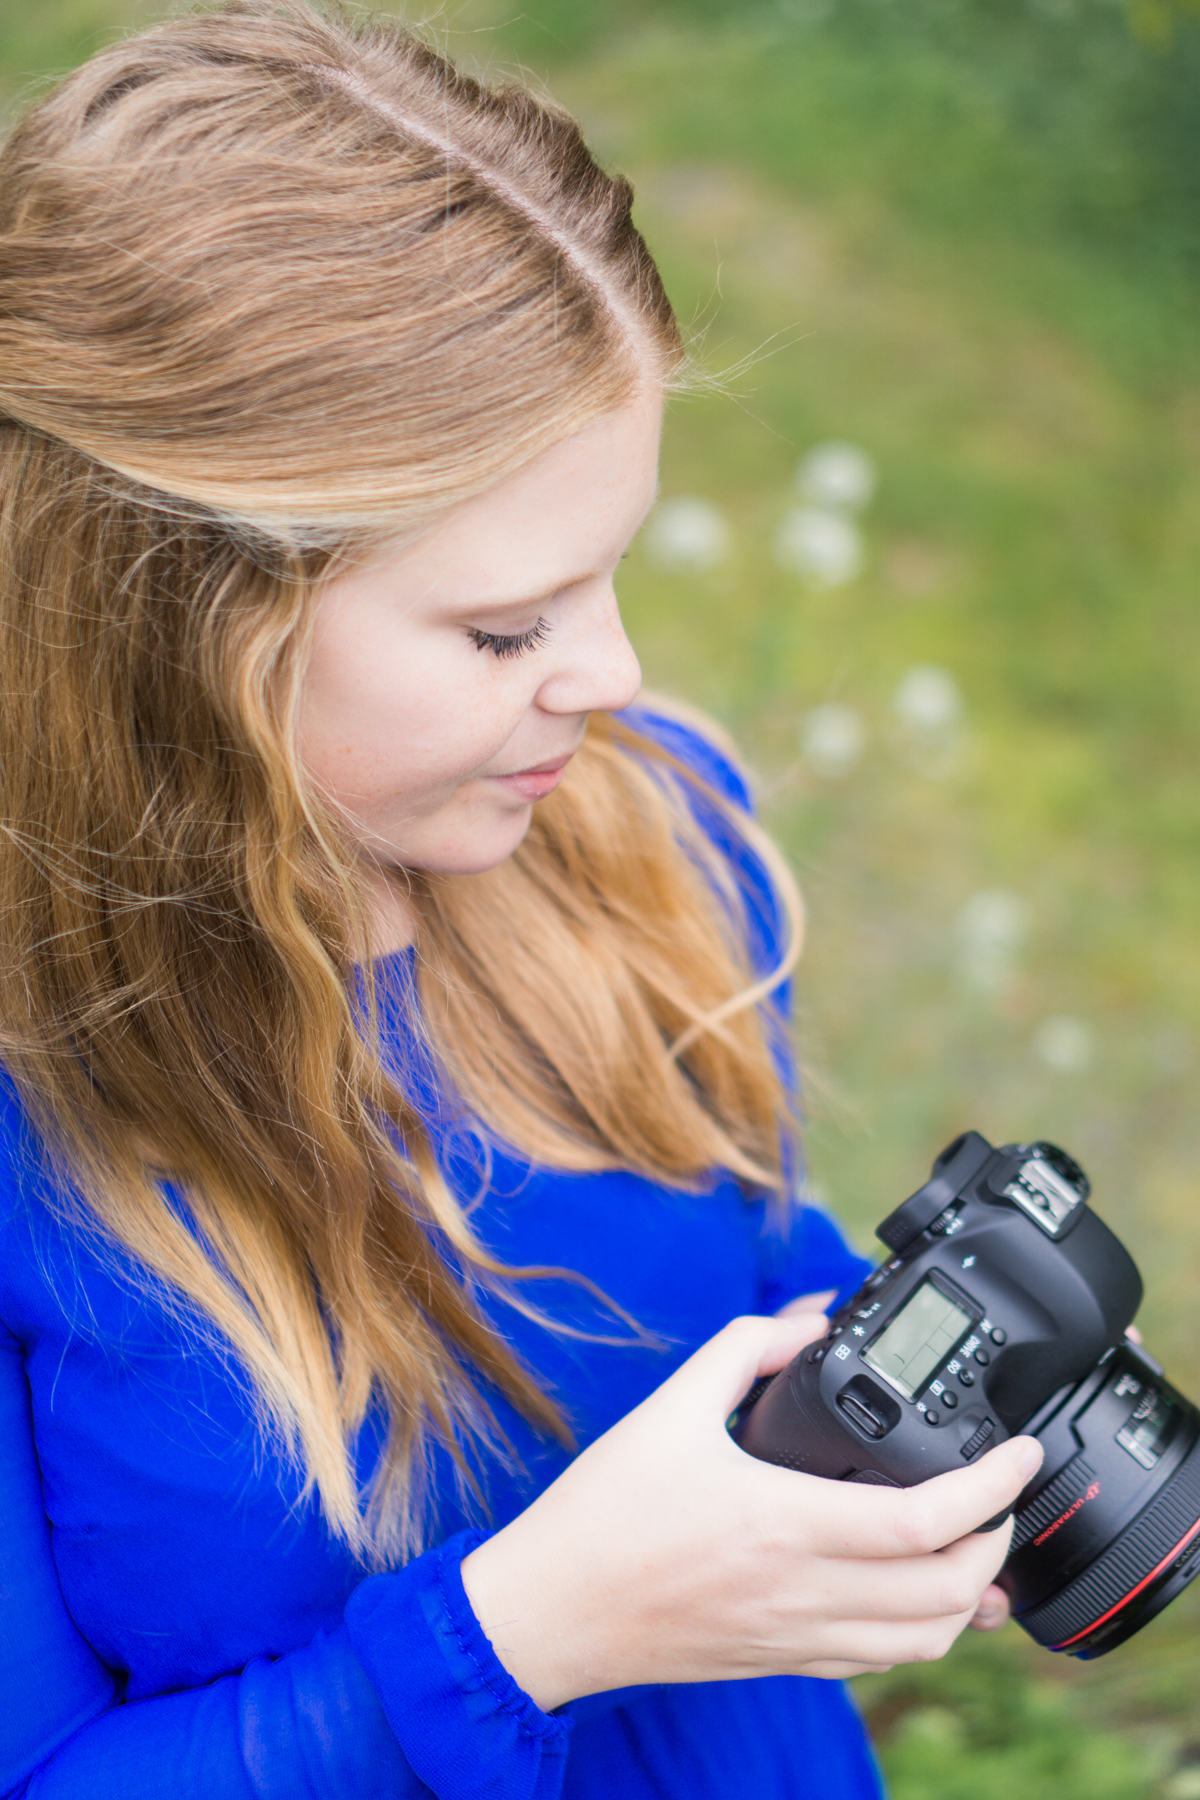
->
[500,754,573,778]
[489,750,575,801]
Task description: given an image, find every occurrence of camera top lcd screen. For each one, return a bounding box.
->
[863,1279,974,1401]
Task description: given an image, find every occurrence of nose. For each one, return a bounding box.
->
[536,584,642,718]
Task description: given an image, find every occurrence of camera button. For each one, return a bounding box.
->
[973,1348,991,1366]
[990,1327,1007,1346]
[807,1345,827,1364]
[958,1368,976,1387]
[925,1409,941,1425]
[837,1377,902,1439]
[940,1389,958,1409]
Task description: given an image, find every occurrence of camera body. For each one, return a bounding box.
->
[735,1131,1141,1485]
[733,1132,1200,1655]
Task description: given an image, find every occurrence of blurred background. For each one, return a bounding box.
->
[5,0,1200,1792]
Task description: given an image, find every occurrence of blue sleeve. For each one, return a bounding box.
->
[1,1330,568,1800]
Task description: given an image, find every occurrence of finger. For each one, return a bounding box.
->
[882,1437,1041,1556]
[969,1584,1010,1632]
[801,1610,977,1671]
[776,1289,836,1319]
[777,1435,1040,1560]
[772,1528,1013,1625]
[674,1312,831,1416]
[799,1661,896,1680]
[1126,1326,1143,1346]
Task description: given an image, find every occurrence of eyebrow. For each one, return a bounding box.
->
[461,576,598,615]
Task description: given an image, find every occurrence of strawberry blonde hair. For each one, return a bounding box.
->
[0,0,801,1562]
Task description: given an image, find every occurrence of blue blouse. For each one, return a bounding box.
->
[0,712,883,1800]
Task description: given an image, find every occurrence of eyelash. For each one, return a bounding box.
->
[468,617,552,659]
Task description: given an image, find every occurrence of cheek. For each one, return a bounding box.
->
[298,619,523,816]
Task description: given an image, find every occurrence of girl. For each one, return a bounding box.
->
[0,5,1038,1796]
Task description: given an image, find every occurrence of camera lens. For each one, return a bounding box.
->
[1001,1344,1200,1657]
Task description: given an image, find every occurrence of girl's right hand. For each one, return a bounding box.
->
[461,1310,1043,1711]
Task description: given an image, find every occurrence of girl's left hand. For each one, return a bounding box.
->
[970,1584,1010,1631]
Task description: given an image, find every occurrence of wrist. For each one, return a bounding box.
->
[460,1518,605,1712]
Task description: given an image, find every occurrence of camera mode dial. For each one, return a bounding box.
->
[876,1131,993,1253]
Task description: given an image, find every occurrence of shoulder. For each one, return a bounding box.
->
[0,1067,45,1220]
[614,695,755,815]
[0,1067,59,1332]
[612,696,797,992]
[0,1066,82,1276]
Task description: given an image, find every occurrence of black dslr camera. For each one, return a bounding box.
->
[732,1132,1200,1657]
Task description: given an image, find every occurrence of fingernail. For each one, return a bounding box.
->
[1016,1438,1044,1482]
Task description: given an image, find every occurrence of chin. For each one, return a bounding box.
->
[414,809,535,877]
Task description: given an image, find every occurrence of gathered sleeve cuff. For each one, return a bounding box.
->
[345,1529,572,1800]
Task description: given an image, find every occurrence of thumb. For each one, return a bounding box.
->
[672,1311,830,1418]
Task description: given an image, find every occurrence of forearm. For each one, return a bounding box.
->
[13,1627,416,1800]
[9,1540,571,1800]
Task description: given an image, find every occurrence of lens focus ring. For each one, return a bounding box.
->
[1015,1431,1200,1651]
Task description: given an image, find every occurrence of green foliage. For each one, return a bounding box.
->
[0,0,143,101]
[475,0,1200,297]
[856,1586,1200,1797]
[864,1666,1145,1800]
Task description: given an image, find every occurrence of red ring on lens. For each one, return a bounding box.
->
[1051,1514,1200,1650]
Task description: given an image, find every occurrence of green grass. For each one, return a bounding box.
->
[7,1,1200,1792]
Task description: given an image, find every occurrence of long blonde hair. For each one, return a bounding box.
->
[0,0,802,1563]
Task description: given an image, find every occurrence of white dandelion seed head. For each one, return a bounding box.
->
[796,442,877,513]
[801,703,867,778]
[892,665,963,733]
[1033,1016,1096,1074]
[775,508,864,588]
[644,496,731,572]
[954,889,1031,994]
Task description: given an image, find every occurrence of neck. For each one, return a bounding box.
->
[362,864,418,958]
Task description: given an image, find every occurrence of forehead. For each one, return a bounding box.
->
[360,391,664,609]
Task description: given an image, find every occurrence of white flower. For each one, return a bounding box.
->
[892,665,962,733]
[643,497,730,572]
[800,702,867,777]
[1033,1016,1096,1074]
[775,508,863,588]
[954,890,1030,994]
[890,665,968,779]
[795,441,876,513]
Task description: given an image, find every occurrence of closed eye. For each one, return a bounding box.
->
[468,617,552,659]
